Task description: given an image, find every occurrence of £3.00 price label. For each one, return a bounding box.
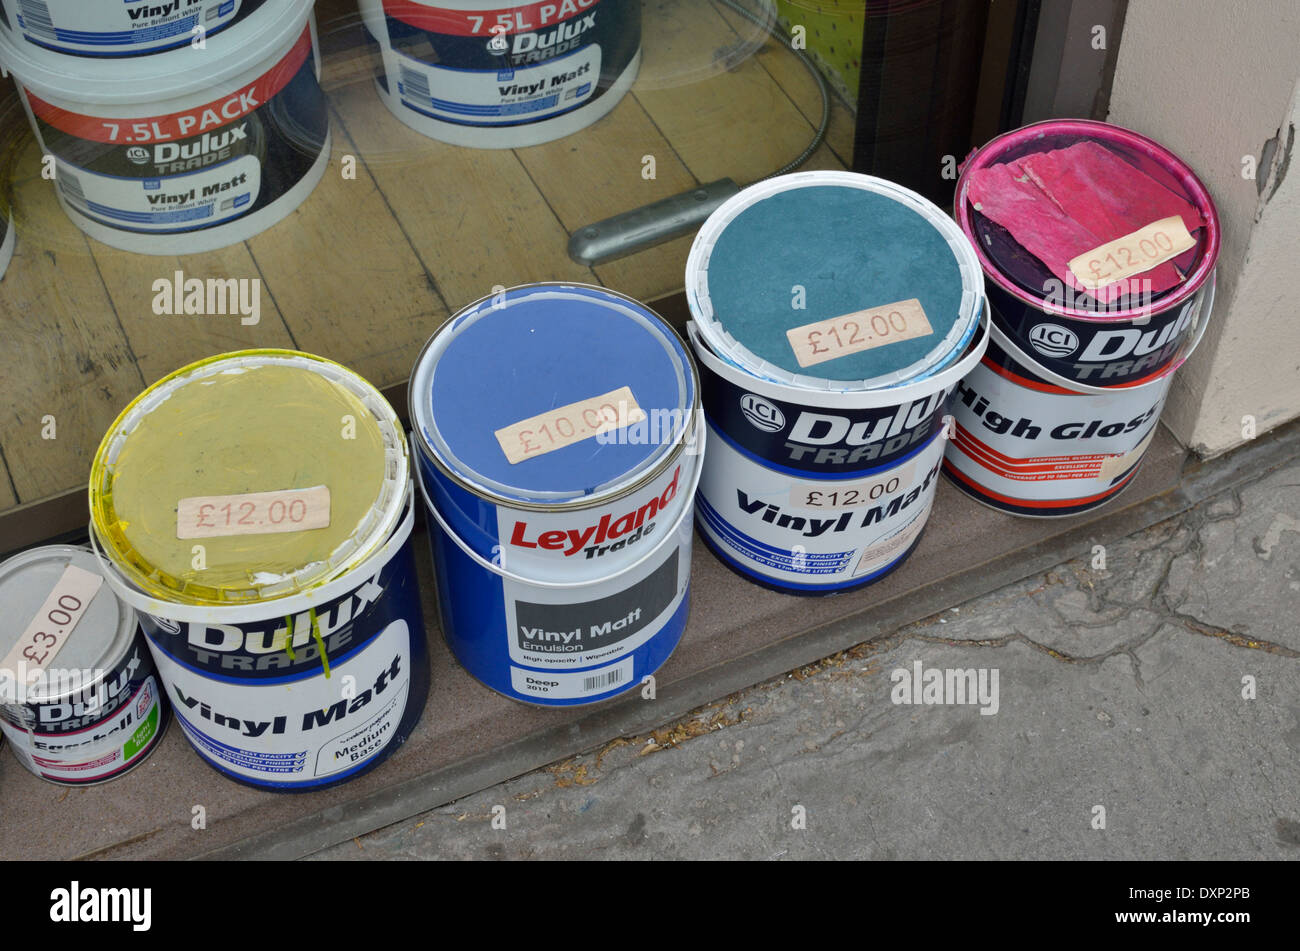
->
[786,298,934,368]
[0,564,104,679]
[494,386,647,465]
[1068,216,1196,290]
[176,485,331,539]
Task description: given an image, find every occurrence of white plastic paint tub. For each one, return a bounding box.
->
[0,0,272,58]
[88,350,430,791]
[686,171,988,593]
[0,0,329,254]
[359,0,641,148]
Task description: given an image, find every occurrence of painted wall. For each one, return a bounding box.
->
[1108,0,1300,456]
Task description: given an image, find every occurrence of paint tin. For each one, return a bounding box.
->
[410,283,701,706]
[359,0,641,148]
[0,0,270,58]
[0,545,167,785]
[0,0,329,254]
[686,171,988,594]
[89,350,429,791]
[946,120,1221,516]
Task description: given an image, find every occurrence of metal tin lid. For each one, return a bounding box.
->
[89,350,409,606]
[0,545,134,682]
[956,119,1220,322]
[687,171,984,391]
[410,284,697,507]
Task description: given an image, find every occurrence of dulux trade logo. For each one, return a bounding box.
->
[1028,323,1080,358]
[740,394,785,433]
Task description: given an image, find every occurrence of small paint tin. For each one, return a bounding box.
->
[0,545,167,785]
[410,283,702,705]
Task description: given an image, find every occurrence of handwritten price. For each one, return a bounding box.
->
[0,564,102,678]
[1068,216,1196,290]
[787,298,934,368]
[176,486,331,539]
[495,386,645,465]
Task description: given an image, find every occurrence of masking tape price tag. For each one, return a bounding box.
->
[177,485,331,539]
[495,386,646,464]
[1,564,104,680]
[1068,216,1196,290]
[786,298,934,368]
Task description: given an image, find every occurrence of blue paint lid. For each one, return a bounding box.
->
[687,171,984,391]
[410,284,697,506]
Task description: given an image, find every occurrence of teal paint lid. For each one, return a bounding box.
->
[686,171,984,391]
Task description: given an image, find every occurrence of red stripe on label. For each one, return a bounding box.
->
[943,458,1136,509]
[981,356,1075,395]
[951,426,1108,481]
[26,26,313,143]
[383,0,599,35]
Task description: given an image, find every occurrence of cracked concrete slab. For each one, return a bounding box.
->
[314,458,1300,860]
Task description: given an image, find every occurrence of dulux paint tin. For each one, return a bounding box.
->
[0,545,167,785]
[359,0,641,148]
[89,350,430,791]
[946,120,1220,516]
[686,171,988,594]
[410,283,701,706]
[0,0,269,58]
[0,0,329,254]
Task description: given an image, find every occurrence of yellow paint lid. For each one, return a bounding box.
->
[89,350,408,606]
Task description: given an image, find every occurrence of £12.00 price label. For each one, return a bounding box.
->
[786,298,934,369]
[494,386,646,465]
[0,564,104,679]
[1068,216,1196,290]
[176,485,331,539]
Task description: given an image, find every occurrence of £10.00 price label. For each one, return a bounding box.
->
[494,386,647,465]
[176,485,331,539]
[0,564,104,679]
[1068,216,1196,290]
[786,298,934,369]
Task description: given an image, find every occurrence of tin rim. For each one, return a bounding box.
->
[409,282,701,512]
[686,170,986,392]
[955,119,1221,324]
[88,349,410,607]
[0,544,136,704]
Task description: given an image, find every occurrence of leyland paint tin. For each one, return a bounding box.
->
[359,0,641,148]
[686,171,988,594]
[946,120,1221,516]
[89,350,430,791]
[0,0,329,254]
[0,0,269,58]
[0,545,167,785]
[410,284,701,706]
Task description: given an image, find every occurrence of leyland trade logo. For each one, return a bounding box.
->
[1028,323,1080,358]
[740,394,784,433]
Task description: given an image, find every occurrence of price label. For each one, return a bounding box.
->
[176,485,331,539]
[786,298,934,368]
[0,564,104,679]
[1068,216,1196,290]
[790,463,915,510]
[494,386,646,465]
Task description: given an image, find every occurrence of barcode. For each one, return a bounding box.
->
[58,169,85,204]
[582,668,623,693]
[19,0,54,37]
[399,66,431,102]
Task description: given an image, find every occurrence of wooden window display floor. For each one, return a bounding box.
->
[0,0,855,541]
